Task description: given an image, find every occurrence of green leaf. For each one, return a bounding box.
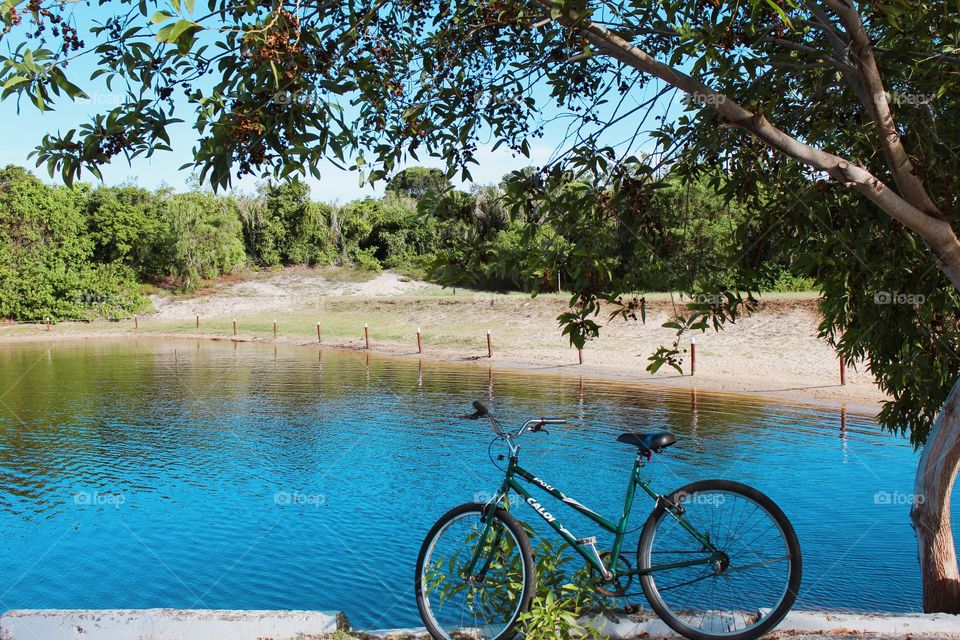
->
[151,10,174,24]
[157,19,201,44]
[2,76,29,90]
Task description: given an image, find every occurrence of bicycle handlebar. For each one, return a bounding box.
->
[461,401,566,436]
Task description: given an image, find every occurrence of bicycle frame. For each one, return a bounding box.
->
[467,448,722,581]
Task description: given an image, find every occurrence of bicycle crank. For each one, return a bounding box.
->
[591,552,634,597]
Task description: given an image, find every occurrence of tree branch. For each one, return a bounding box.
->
[527,0,960,288]
[819,0,943,219]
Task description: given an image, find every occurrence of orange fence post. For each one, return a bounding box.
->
[196,314,200,328]
[839,356,846,385]
[486,330,493,358]
[417,327,423,354]
[364,323,370,350]
[273,319,277,339]
[578,348,583,365]
[316,322,322,344]
[46,317,51,331]
[233,319,238,336]
[134,315,139,329]
[690,336,696,376]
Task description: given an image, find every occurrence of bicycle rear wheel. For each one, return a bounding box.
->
[416,502,536,640]
[637,480,801,640]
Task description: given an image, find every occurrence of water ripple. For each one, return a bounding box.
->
[0,337,953,626]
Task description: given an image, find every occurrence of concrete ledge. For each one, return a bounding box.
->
[0,609,348,640]
[4,609,958,639]
[360,611,960,639]
[777,611,960,635]
[586,610,960,639]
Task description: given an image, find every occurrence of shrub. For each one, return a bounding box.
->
[0,165,147,320]
[237,194,285,267]
[349,246,382,272]
[85,184,164,273]
[518,532,601,640]
[285,201,335,265]
[155,191,246,290]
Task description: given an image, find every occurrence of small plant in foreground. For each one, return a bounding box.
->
[518,531,601,640]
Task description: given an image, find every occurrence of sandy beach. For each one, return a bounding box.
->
[0,267,886,415]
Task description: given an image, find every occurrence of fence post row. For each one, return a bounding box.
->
[36,315,850,390]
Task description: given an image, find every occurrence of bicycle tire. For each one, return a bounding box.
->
[416,502,536,640]
[637,480,802,640]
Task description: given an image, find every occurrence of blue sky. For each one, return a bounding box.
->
[0,98,560,200]
[0,2,681,201]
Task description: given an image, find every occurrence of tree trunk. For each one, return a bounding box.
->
[913,377,960,613]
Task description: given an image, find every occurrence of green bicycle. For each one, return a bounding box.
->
[415,401,802,640]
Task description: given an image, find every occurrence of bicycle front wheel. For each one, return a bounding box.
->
[416,502,536,640]
[638,480,802,640]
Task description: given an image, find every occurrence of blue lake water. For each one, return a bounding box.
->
[0,338,955,628]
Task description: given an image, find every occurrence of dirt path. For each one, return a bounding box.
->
[149,268,436,318]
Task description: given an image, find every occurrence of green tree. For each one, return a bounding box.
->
[263,179,334,264]
[85,184,164,273]
[157,191,246,290]
[284,200,335,265]
[0,166,145,320]
[4,0,960,610]
[385,167,451,200]
[334,194,429,270]
[236,193,284,267]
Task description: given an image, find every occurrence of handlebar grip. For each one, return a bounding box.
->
[462,400,493,421]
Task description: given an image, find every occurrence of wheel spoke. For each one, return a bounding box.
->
[657,569,716,592]
[723,555,792,574]
[418,508,529,640]
[639,484,800,640]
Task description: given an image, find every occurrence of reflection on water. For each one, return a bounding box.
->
[0,338,955,628]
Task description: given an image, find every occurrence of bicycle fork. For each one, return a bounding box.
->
[461,504,506,582]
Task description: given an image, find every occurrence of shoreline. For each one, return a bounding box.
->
[0,328,884,418]
[0,269,888,418]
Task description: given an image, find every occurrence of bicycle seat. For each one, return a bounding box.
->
[616,431,677,454]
